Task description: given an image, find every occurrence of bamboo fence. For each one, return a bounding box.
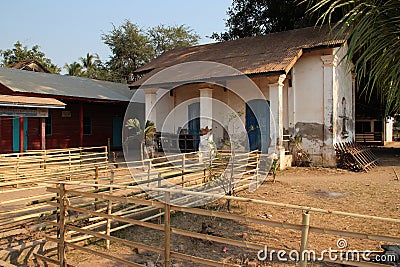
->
[0,149,262,266]
[0,146,109,188]
[39,182,399,267]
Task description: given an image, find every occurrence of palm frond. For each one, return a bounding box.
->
[308,0,400,114]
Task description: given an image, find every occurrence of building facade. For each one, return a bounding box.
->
[130,26,355,168]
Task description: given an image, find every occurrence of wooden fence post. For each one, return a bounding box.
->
[43,150,47,171]
[79,148,83,168]
[164,192,171,267]
[299,212,310,267]
[147,160,151,186]
[57,183,67,267]
[107,138,111,163]
[94,166,99,210]
[68,150,72,180]
[106,168,114,249]
[16,154,20,187]
[181,153,186,187]
[255,153,260,183]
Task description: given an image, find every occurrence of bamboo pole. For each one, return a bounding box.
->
[33,253,76,267]
[58,183,67,267]
[106,168,114,249]
[66,242,142,267]
[164,192,171,267]
[94,166,99,210]
[299,212,310,267]
[181,153,185,187]
[147,160,151,187]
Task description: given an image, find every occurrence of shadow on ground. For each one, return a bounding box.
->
[372,142,400,166]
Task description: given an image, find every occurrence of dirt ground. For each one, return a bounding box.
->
[63,144,400,267]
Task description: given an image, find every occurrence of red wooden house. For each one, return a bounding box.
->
[0,68,142,153]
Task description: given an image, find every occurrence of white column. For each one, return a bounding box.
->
[288,68,296,135]
[199,87,213,130]
[269,74,286,168]
[321,55,337,167]
[145,88,158,126]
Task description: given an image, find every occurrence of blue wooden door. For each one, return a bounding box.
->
[188,102,200,149]
[12,117,28,152]
[112,116,123,147]
[246,100,270,152]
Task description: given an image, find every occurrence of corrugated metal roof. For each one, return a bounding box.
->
[0,68,134,102]
[0,95,65,109]
[131,26,345,88]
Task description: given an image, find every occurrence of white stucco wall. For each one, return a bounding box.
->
[333,45,355,144]
[291,50,325,161]
[291,46,354,165]
[155,89,174,132]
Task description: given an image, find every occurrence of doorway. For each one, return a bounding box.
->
[246,99,270,152]
[112,116,123,147]
[188,102,200,149]
[12,117,28,152]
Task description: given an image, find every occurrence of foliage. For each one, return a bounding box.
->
[307,0,400,115]
[148,24,200,57]
[79,53,101,79]
[64,62,83,76]
[211,0,341,41]
[124,118,156,160]
[0,41,60,73]
[102,20,154,83]
[102,20,200,83]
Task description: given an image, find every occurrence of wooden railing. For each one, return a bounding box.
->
[355,133,383,144]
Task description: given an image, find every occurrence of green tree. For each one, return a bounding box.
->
[308,0,400,114]
[149,24,200,57]
[0,41,60,73]
[102,20,154,83]
[64,62,83,76]
[211,0,342,41]
[102,20,201,83]
[79,53,100,79]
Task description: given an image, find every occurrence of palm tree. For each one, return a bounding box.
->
[80,53,100,79]
[64,62,83,76]
[307,0,400,114]
[124,118,156,164]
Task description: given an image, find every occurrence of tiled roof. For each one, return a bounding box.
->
[130,26,344,88]
[0,68,135,102]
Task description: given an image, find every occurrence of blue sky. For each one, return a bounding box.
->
[0,1,231,70]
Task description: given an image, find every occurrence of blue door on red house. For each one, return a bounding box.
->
[12,117,28,152]
[246,100,270,152]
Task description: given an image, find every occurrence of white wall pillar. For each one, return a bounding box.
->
[288,68,296,135]
[321,55,337,167]
[269,74,286,168]
[385,117,393,143]
[145,88,158,127]
[199,87,213,130]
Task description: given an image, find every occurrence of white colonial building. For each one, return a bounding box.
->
[129,26,355,168]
